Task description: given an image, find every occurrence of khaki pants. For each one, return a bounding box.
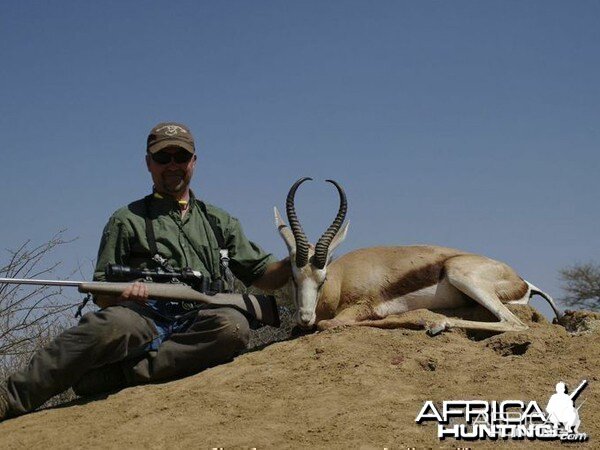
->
[3,305,249,417]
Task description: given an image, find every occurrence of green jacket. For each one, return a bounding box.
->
[94,192,276,287]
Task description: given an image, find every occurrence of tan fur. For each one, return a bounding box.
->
[496,276,529,302]
[314,245,534,333]
[322,246,464,311]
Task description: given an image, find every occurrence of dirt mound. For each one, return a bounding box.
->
[1,306,599,449]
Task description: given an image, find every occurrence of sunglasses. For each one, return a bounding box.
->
[150,150,194,165]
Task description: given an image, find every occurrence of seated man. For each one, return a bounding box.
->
[0,122,290,421]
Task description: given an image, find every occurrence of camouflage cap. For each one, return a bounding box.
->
[147,122,195,154]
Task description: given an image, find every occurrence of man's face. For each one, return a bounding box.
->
[146,146,197,196]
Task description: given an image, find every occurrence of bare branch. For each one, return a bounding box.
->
[0,231,79,366]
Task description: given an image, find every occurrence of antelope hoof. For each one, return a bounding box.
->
[427,323,447,337]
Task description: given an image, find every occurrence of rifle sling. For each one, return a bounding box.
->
[144,195,160,258]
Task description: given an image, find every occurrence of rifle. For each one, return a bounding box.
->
[569,380,588,401]
[0,276,280,328]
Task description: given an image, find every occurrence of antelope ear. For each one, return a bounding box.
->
[274,207,296,254]
[328,221,349,255]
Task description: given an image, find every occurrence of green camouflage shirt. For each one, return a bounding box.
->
[94,192,276,287]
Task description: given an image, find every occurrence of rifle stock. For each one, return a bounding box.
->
[78,282,280,327]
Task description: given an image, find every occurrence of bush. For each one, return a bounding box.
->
[559,262,600,311]
[0,232,79,406]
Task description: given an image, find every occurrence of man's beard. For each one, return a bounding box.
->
[161,170,188,194]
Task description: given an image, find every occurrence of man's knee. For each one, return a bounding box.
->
[77,306,155,349]
[211,308,250,351]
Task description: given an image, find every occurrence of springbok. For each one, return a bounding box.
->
[275,177,562,334]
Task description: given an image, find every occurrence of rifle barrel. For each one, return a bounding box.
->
[569,380,588,400]
[0,277,83,287]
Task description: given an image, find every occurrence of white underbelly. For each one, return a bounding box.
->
[373,279,468,318]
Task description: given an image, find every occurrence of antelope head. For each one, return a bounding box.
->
[274,177,349,329]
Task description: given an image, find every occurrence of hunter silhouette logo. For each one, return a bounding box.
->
[156,125,188,136]
[415,379,589,441]
[546,380,587,434]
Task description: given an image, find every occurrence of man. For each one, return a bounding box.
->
[546,382,582,433]
[0,122,291,421]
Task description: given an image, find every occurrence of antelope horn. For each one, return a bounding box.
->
[313,179,347,269]
[286,177,312,267]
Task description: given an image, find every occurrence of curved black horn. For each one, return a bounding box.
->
[286,177,312,267]
[313,179,347,269]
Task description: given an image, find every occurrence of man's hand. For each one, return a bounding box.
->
[94,281,149,308]
[119,281,149,305]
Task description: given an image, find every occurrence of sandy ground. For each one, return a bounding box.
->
[0,306,598,449]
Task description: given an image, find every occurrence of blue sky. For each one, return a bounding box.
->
[1,1,599,317]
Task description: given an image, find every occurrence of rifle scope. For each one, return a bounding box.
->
[105,264,203,284]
